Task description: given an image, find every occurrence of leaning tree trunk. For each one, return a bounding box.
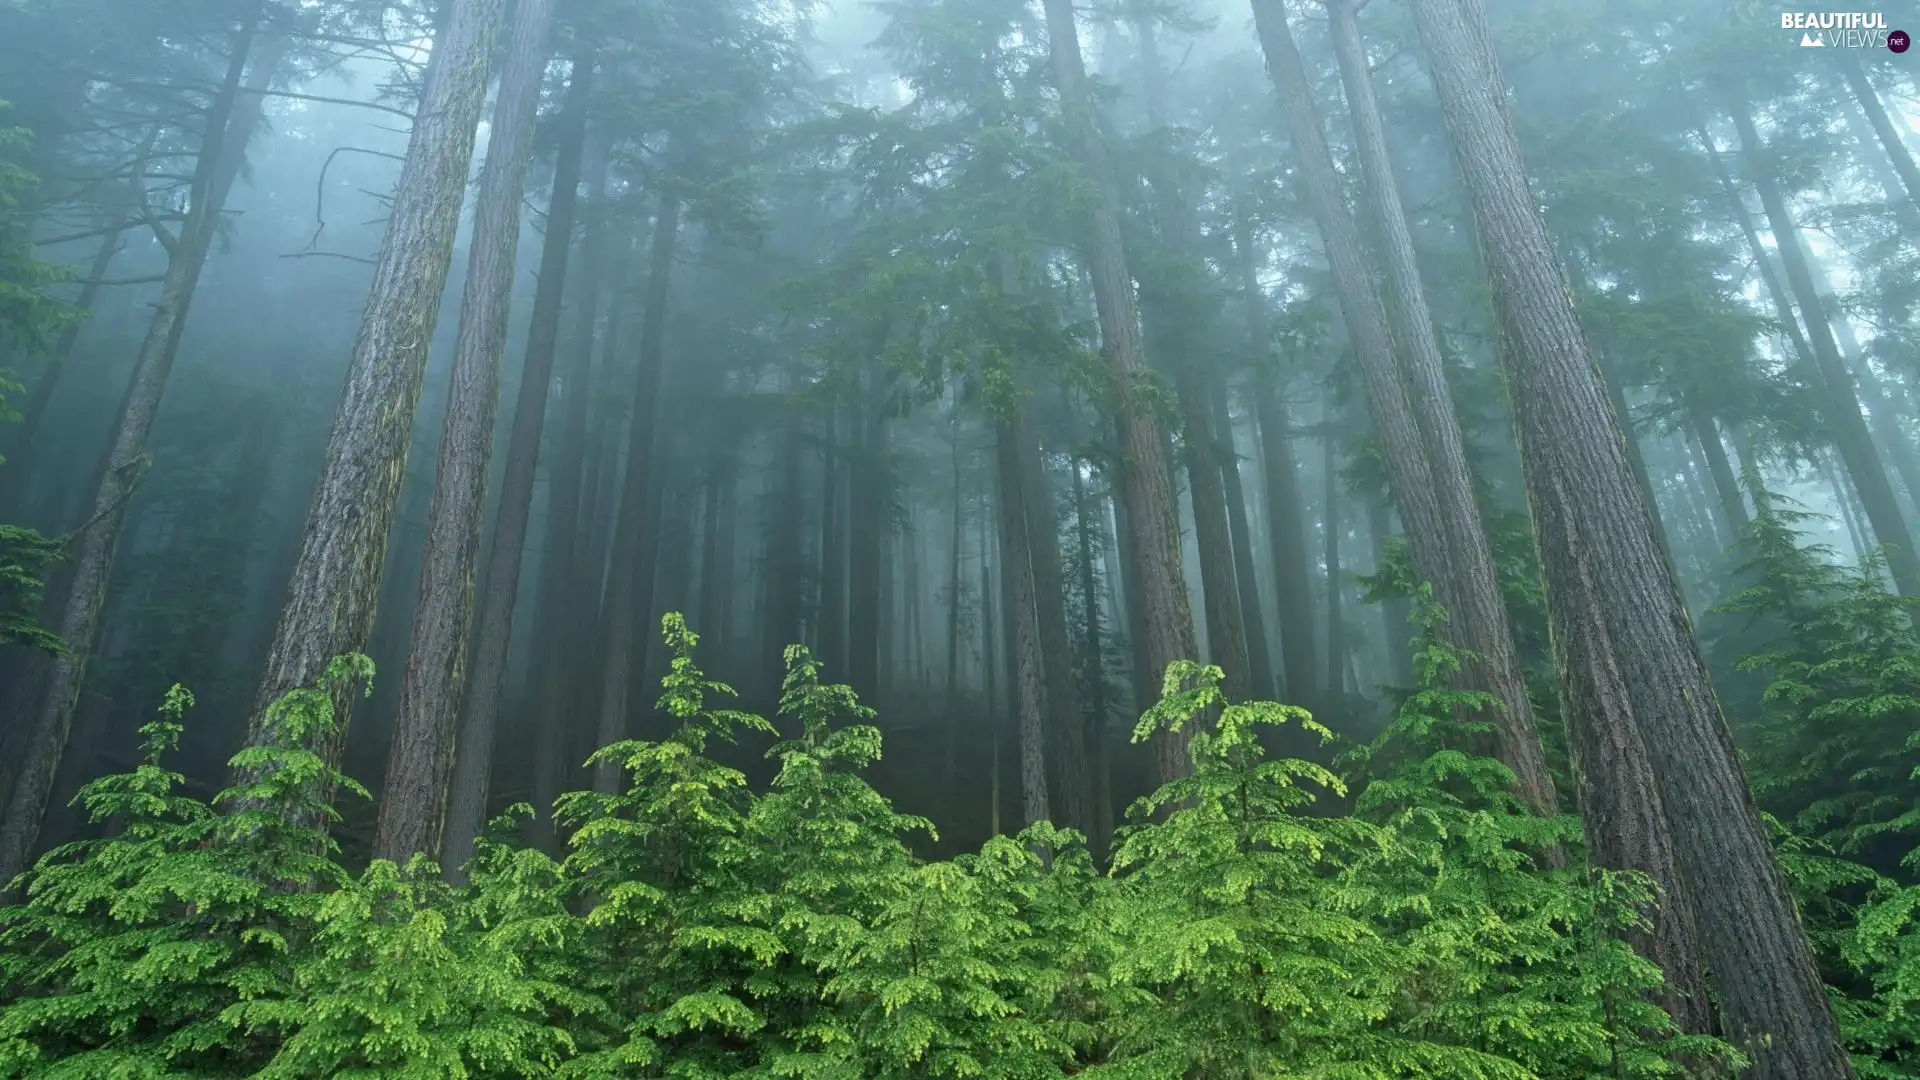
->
[437,51,595,877]
[1410,0,1850,1071]
[1731,103,1920,596]
[1312,0,1558,814]
[1040,0,1200,784]
[1209,379,1276,700]
[1840,51,1920,216]
[238,0,504,807]
[0,11,274,890]
[375,0,559,868]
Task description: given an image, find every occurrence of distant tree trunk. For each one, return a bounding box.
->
[994,428,1051,830]
[1236,207,1319,707]
[981,521,1001,837]
[1732,103,1920,596]
[1366,498,1414,684]
[1071,458,1114,855]
[1322,425,1344,699]
[376,0,558,867]
[0,219,128,513]
[819,403,846,672]
[1210,381,1275,700]
[1411,0,1845,1067]
[238,0,503,806]
[1688,404,1749,540]
[1799,241,1920,517]
[1841,52,1920,215]
[1011,413,1094,839]
[1,11,275,888]
[1320,0,1556,812]
[1041,0,1200,784]
[591,193,681,793]
[846,379,887,700]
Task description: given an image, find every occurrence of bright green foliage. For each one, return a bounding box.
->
[0,615,1749,1077]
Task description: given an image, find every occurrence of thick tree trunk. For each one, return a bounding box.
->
[1411,0,1847,1069]
[1,13,272,888]
[591,194,681,793]
[1732,104,1920,596]
[1320,0,1556,812]
[994,426,1051,830]
[1041,0,1200,784]
[376,0,558,867]
[239,0,503,801]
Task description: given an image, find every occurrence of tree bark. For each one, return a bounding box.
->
[591,193,681,794]
[1321,0,1555,811]
[1041,0,1200,784]
[1322,423,1344,699]
[1072,458,1114,856]
[1,12,273,889]
[1410,0,1847,1068]
[1732,103,1920,596]
[238,0,504,803]
[439,59,597,870]
[995,424,1051,830]
[375,0,558,867]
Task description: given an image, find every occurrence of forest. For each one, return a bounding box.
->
[0,0,1916,1074]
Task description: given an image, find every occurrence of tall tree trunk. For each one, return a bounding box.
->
[1011,412,1095,839]
[846,381,886,700]
[1236,206,1319,706]
[238,0,504,803]
[376,0,558,867]
[1040,0,1200,784]
[591,194,681,793]
[1798,239,1920,517]
[1411,0,1844,1067]
[994,426,1051,830]
[1,12,274,888]
[1322,424,1344,699]
[1320,0,1556,812]
[0,219,129,513]
[981,516,1002,837]
[1841,52,1920,214]
[1366,497,1414,684]
[1072,458,1114,857]
[1210,381,1275,700]
[1688,403,1750,540]
[1732,103,1920,596]
[819,403,845,673]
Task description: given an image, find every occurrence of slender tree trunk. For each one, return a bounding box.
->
[1841,52,1920,214]
[1236,207,1319,706]
[981,520,1001,837]
[1011,412,1094,838]
[995,427,1051,830]
[1322,424,1344,699]
[1210,381,1275,700]
[847,378,887,700]
[1041,0,1200,784]
[1689,404,1750,539]
[1411,0,1845,1067]
[1,12,273,888]
[1732,103,1920,596]
[376,0,558,867]
[591,194,681,793]
[1320,0,1556,811]
[1798,239,1920,517]
[1072,459,1114,857]
[239,0,504,802]
[1366,498,1414,684]
[819,403,846,673]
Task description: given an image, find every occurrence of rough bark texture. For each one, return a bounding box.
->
[591,193,681,794]
[1041,0,1200,784]
[240,0,504,799]
[375,0,558,868]
[1235,207,1318,706]
[437,50,594,876]
[1320,0,1556,814]
[1732,103,1920,596]
[0,15,270,890]
[1410,0,1849,1071]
